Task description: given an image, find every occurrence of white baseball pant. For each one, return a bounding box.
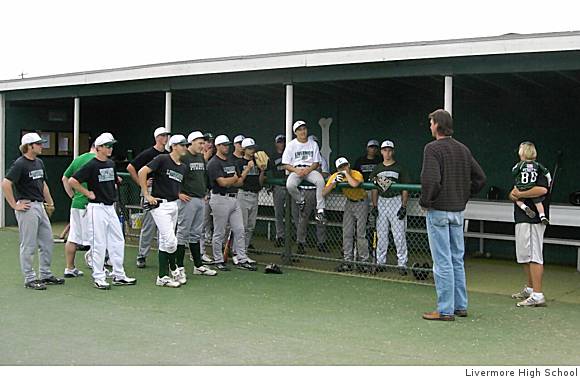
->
[151,200,179,253]
[87,203,127,282]
[68,208,90,246]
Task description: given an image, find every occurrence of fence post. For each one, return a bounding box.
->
[283,191,292,264]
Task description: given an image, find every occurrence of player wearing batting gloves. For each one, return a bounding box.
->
[369,140,411,273]
[126,126,169,269]
[138,135,188,288]
[69,133,136,290]
[207,135,257,272]
[175,131,217,279]
[2,133,64,290]
[61,144,97,278]
[323,157,369,272]
[282,120,326,224]
[237,138,266,252]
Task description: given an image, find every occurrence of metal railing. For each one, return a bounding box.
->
[117,173,433,283]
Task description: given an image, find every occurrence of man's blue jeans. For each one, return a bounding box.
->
[426,209,468,316]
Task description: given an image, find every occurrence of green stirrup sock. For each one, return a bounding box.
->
[158,251,169,277]
[175,244,186,268]
[189,243,203,268]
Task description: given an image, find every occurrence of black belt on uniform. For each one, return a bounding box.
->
[213,191,237,198]
[347,198,365,203]
[295,164,310,168]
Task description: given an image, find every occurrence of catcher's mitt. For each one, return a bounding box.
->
[44,203,55,218]
[264,263,283,274]
[254,151,269,170]
[372,175,393,193]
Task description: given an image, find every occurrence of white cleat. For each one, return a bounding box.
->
[171,267,187,285]
[201,254,213,264]
[193,265,218,276]
[156,275,181,288]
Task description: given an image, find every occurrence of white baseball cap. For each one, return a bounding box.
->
[335,157,349,168]
[154,127,170,138]
[293,120,306,132]
[241,138,258,149]
[233,135,245,144]
[187,131,205,143]
[215,135,231,145]
[21,132,45,145]
[367,139,380,148]
[274,134,285,143]
[381,140,395,149]
[169,134,188,145]
[94,132,117,146]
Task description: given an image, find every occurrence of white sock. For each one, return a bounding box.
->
[520,204,528,210]
[317,209,324,214]
[539,213,545,217]
[524,286,533,294]
[531,292,544,300]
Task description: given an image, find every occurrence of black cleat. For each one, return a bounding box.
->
[215,263,231,272]
[136,257,146,268]
[24,280,47,290]
[40,276,65,285]
[237,262,257,271]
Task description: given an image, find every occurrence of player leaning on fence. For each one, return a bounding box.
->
[323,157,369,272]
[282,120,327,224]
[369,140,411,273]
[2,133,64,290]
[420,109,486,321]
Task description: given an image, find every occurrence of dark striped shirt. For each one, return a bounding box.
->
[419,137,486,211]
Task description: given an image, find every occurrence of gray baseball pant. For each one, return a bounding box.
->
[137,206,158,259]
[238,190,259,249]
[272,185,287,239]
[286,170,325,210]
[343,200,369,262]
[176,197,204,245]
[209,194,249,264]
[377,195,408,266]
[14,201,54,283]
[294,189,326,244]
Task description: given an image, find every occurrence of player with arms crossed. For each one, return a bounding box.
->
[511,141,551,225]
[69,133,136,290]
[138,135,188,287]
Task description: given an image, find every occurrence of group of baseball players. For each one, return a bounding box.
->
[3,119,416,290]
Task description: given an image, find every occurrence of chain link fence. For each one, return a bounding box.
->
[117,173,433,283]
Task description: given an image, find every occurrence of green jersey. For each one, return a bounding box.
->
[369,161,411,198]
[180,151,208,198]
[63,152,96,209]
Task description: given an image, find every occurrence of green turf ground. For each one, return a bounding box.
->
[1,227,579,365]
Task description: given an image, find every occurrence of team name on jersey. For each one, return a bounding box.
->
[166,169,184,183]
[360,164,377,173]
[377,171,400,180]
[223,165,236,176]
[189,162,205,171]
[294,150,314,161]
[98,168,115,182]
[28,169,44,180]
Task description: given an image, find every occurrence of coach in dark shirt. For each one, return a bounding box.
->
[420,109,486,321]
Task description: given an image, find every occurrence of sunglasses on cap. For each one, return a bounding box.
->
[103,143,115,148]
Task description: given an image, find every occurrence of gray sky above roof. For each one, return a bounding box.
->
[1,0,579,81]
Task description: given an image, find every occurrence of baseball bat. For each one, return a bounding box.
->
[549,150,563,195]
[222,229,233,262]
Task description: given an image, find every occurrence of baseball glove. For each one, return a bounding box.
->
[264,263,283,274]
[44,203,55,218]
[373,175,393,193]
[254,151,269,170]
